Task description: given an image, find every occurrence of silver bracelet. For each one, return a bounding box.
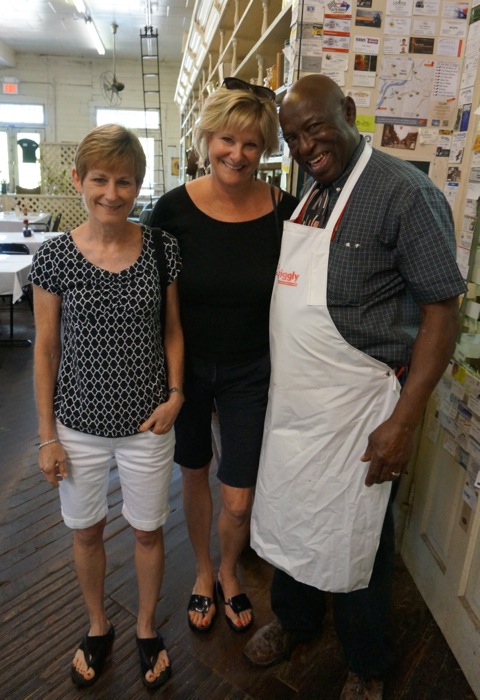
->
[39,438,59,450]
[168,387,184,395]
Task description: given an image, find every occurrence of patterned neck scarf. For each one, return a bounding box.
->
[302,185,330,228]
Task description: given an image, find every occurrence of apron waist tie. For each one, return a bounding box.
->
[394,365,409,387]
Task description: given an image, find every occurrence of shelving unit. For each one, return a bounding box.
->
[175,0,293,182]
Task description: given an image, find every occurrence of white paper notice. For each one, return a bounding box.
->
[322,52,349,70]
[442,1,468,19]
[419,128,439,144]
[383,36,409,54]
[444,181,459,209]
[353,35,381,54]
[457,246,470,278]
[440,19,468,37]
[323,34,350,52]
[438,37,463,56]
[324,16,352,35]
[413,0,440,15]
[384,16,412,34]
[302,0,325,23]
[449,132,467,163]
[412,19,437,35]
[461,54,479,89]
[433,61,460,99]
[386,0,414,16]
[348,89,371,107]
[353,71,377,87]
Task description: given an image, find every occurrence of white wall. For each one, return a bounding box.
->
[0,53,181,192]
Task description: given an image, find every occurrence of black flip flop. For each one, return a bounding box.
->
[136,631,172,689]
[187,590,217,633]
[70,624,115,687]
[216,580,253,633]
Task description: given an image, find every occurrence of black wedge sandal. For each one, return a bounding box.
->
[136,631,172,689]
[70,624,115,687]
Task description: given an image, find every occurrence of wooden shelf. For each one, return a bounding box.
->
[176,0,293,182]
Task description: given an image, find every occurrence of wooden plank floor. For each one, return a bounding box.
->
[0,301,476,700]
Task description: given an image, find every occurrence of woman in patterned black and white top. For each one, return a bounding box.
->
[30,125,183,691]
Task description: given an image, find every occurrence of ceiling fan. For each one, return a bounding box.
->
[101,23,125,106]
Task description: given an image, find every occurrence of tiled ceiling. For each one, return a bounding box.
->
[0,0,194,65]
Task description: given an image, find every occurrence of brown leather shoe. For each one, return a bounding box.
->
[340,672,366,700]
[365,678,384,700]
[340,672,384,700]
[243,619,291,666]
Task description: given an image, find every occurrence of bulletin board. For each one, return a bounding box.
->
[286,0,480,274]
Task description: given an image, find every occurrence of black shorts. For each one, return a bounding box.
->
[174,352,271,488]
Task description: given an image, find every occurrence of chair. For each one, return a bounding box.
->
[32,214,53,232]
[15,185,41,195]
[0,243,33,342]
[51,212,62,231]
[0,243,30,254]
[138,204,153,225]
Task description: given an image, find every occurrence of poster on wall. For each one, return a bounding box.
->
[449,132,466,163]
[355,9,382,27]
[459,102,472,130]
[376,57,434,126]
[353,53,377,86]
[442,1,469,20]
[381,123,419,149]
[409,36,435,53]
[436,129,453,156]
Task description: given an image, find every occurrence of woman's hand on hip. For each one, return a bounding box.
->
[139,393,184,435]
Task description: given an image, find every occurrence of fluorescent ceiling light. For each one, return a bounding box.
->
[74,0,86,12]
[85,16,105,55]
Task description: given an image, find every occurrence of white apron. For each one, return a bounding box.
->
[251,144,401,593]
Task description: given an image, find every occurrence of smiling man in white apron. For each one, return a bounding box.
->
[245,75,466,700]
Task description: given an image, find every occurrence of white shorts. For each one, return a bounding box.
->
[56,421,175,531]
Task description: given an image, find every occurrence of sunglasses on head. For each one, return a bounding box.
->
[222,76,276,102]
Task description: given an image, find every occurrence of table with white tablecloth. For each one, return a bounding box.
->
[0,231,62,255]
[0,211,52,232]
[0,254,33,302]
[0,254,34,345]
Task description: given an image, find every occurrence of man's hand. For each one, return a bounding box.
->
[361,418,415,486]
[362,298,460,487]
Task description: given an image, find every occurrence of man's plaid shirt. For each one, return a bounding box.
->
[303,138,466,368]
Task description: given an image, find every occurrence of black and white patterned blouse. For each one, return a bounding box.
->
[29,226,181,437]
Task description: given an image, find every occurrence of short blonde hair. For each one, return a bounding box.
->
[194,87,279,160]
[74,124,146,186]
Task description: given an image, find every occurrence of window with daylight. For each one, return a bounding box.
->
[0,103,45,125]
[96,109,159,130]
[0,105,45,191]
